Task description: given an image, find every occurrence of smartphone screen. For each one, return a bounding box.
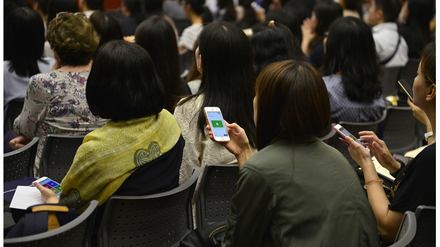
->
[37,177,62,196]
[336,125,366,147]
[206,111,229,139]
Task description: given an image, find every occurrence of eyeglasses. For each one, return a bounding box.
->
[56,12,87,25]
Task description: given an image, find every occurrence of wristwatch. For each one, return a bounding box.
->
[424,131,433,142]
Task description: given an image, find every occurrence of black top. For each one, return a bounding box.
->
[389,143,436,213]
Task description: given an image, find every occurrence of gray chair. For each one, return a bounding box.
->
[390,205,435,247]
[98,167,201,247]
[4,137,39,182]
[39,134,85,182]
[4,200,99,247]
[319,123,337,144]
[380,66,403,96]
[382,106,418,155]
[195,164,239,230]
[4,99,24,134]
[329,109,387,168]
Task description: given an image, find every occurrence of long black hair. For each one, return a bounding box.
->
[178,22,256,147]
[4,7,47,77]
[321,17,382,103]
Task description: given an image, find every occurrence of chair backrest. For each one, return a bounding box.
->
[390,211,417,247]
[329,109,387,168]
[4,137,39,182]
[98,167,201,247]
[412,205,436,246]
[39,134,85,182]
[4,99,24,134]
[382,106,418,154]
[380,66,402,96]
[195,163,239,230]
[4,200,99,247]
[319,123,336,144]
[399,58,420,89]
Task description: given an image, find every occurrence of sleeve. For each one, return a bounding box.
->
[178,26,196,51]
[222,167,276,247]
[173,102,203,185]
[388,146,436,213]
[13,75,49,139]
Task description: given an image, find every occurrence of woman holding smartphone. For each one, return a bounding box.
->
[209,60,379,246]
[344,42,435,245]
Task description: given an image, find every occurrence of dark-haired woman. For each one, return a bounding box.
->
[321,17,385,123]
[174,22,257,186]
[4,7,55,125]
[10,13,108,176]
[251,20,304,77]
[209,60,379,246]
[301,1,342,68]
[346,42,435,245]
[89,10,124,49]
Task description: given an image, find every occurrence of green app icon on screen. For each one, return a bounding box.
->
[212,120,223,127]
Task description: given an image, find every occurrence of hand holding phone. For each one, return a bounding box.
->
[33,176,62,196]
[204,107,230,142]
[333,124,366,148]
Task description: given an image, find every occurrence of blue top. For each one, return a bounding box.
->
[323,74,386,123]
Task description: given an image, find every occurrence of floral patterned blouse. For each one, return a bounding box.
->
[14,70,108,177]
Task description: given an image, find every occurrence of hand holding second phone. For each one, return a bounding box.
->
[344,135,372,169]
[33,181,59,204]
[206,121,253,169]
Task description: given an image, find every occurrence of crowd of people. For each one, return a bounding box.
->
[4,0,436,246]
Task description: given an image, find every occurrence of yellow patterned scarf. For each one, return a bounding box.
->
[59,110,181,213]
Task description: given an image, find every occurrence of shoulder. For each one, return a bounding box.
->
[174,95,203,117]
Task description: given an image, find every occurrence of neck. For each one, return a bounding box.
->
[58,63,91,72]
[426,106,436,142]
[189,13,203,24]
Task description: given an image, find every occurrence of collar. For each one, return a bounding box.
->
[372,22,398,33]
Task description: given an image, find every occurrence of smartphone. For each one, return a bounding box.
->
[398,80,413,102]
[204,107,230,142]
[33,176,62,196]
[333,124,366,148]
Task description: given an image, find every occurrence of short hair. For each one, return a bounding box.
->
[178,22,256,147]
[89,11,124,48]
[47,0,79,24]
[265,9,302,45]
[47,13,100,66]
[135,16,182,113]
[87,40,165,121]
[255,60,331,149]
[420,42,435,85]
[321,17,382,103]
[185,0,205,15]
[4,7,46,77]
[375,0,401,22]
[85,0,104,10]
[251,21,304,76]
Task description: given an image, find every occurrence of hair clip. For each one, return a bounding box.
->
[268,20,275,26]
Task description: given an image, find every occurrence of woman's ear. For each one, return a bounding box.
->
[426,84,436,101]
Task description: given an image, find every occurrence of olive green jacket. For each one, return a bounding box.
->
[222,137,379,247]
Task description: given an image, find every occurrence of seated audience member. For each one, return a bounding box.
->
[251,20,304,77]
[79,0,104,18]
[364,0,408,67]
[135,16,190,113]
[4,7,55,132]
[89,10,124,49]
[235,0,262,29]
[9,13,108,177]
[345,42,435,245]
[321,17,385,123]
[35,40,184,245]
[174,22,257,186]
[216,0,237,22]
[264,9,302,49]
[398,0,434,58]
[209,60,379,246]
[301,1,342,68]
[117,0,144,36]
[33,0,50,28]
[340,0,363,18]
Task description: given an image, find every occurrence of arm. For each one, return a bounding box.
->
[9,135,31,150]
[345,136,404,242]
[222,167,275,247]
[407,99,434,144]
[206,121,253,169]
[301,18,316,56]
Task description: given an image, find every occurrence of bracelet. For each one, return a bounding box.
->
[364,179,383,189]
[425,131,433,142]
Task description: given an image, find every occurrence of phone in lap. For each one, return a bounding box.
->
[398,80,413,102]
[33,176,62,196]
[333,124,366,148]
[204,107,230,142]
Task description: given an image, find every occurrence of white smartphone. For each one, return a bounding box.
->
[204,107,230,142]
[33,176,62,196]
[333,124,366,148]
